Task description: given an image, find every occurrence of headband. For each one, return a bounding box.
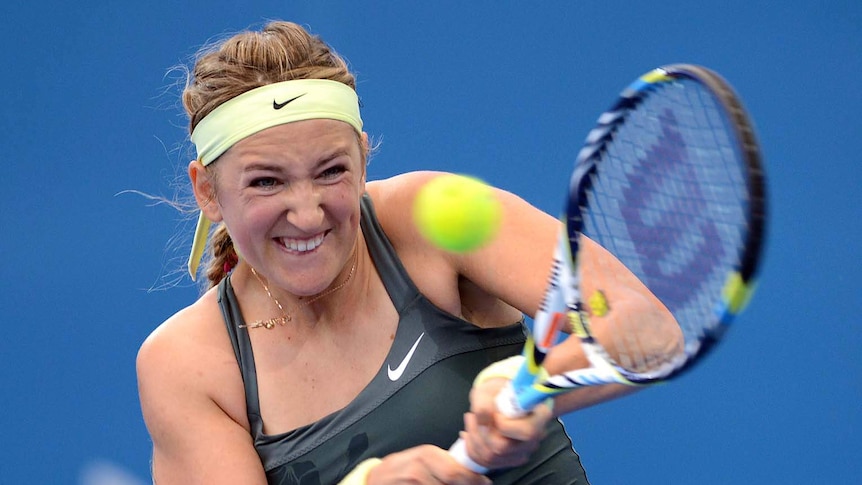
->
[187,79,363,279]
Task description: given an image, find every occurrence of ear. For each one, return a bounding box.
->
[188,160,223,223]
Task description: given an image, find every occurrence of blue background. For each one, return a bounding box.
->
[2,2,859,484]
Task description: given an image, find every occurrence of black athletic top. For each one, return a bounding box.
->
[217,194,590,484]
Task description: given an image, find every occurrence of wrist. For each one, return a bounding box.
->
[473,355,526,386]
[473,355,555,416]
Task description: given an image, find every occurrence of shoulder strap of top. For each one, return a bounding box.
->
[217,277,265,436]
[359,193,421,312]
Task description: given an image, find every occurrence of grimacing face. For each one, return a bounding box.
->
[194,119,367,296]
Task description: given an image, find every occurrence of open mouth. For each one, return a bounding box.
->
[277,232,327,253]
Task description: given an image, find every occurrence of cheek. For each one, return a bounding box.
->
[331,186,364,228]
[219,199,279,251]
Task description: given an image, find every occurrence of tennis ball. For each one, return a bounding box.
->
[413,174,502,253]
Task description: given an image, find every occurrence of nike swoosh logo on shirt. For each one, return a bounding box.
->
[387,332,425,382]
[272,93,306,110]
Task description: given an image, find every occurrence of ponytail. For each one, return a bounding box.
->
[204,224,238,289]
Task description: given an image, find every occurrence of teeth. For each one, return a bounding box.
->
[281,233,325,252]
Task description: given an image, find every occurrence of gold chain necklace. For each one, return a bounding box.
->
[242,251,357,330]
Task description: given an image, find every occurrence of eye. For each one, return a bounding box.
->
[319,164,347,180]
[250,176,279,189]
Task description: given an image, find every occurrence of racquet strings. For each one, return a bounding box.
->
[578,77,752,378]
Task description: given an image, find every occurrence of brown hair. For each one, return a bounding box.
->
[182,21,359,288]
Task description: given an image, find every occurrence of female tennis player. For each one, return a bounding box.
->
[136,20,658,485]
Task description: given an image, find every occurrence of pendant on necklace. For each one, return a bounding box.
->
[241,315,291,330]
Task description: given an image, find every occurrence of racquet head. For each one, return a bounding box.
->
[558,63,767,386]
[450,64,767,474]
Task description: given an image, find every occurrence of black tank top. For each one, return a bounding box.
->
[217,194,590,484]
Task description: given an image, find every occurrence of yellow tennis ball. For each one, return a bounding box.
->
[413,174,502,253]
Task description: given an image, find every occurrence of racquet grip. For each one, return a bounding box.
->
[449,437,489,474]
[494,381,532,417]
[448,383,537,474]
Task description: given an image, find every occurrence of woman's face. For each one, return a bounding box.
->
[205,119,366,295]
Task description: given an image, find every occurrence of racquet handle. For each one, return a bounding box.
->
[449,437,489,474]
[448,382,535,474]
[494,380,533,417]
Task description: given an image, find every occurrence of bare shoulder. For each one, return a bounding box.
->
[137,288,229,380]
[364,170,556,252]
[365,171,451,261]
[365,172,464,316]
[365,171,440,225]
[137,288,265,483]
[136,287,248,433]
[365,171,559,326]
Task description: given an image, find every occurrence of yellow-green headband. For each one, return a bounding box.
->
[187,79,363,279]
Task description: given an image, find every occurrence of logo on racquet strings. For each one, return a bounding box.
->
[617,108,727,315]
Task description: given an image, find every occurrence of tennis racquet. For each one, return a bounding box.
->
[449,64,767,473]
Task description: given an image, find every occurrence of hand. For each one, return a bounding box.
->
[368,445,492,485]
[459,378,552,470]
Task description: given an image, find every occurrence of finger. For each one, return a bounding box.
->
[493,401,553,442]
[469,382,505,427]
[425,445,492,485]
[463,414,532,469]
[462,413,496,466]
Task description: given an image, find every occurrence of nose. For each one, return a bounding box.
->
[284,182,324,230]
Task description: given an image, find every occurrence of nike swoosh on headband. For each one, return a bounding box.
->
[273,93,306,110]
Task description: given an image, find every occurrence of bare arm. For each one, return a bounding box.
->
[372,171,680,412]
[368,172,558,323]
[136,310,268,485]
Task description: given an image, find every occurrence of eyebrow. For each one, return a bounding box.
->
[319,149,351,164]
[241,148,352,173]
[243,162,286,173]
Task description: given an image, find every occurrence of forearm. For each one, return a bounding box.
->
[551,383,640,417]
[472,355,639,417]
